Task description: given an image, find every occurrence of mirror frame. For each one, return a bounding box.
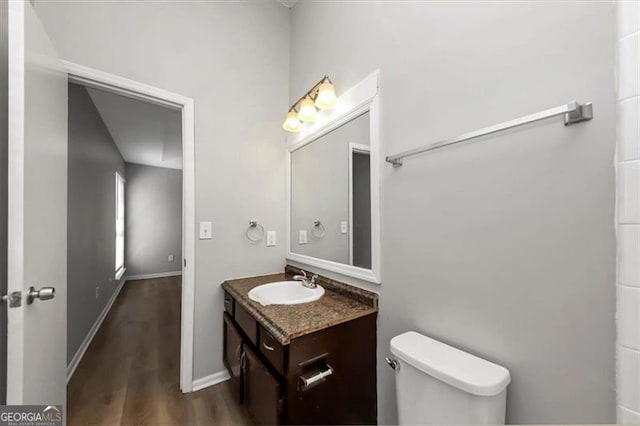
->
[286,71,381,284]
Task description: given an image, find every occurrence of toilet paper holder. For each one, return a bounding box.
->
[299,364,334,391]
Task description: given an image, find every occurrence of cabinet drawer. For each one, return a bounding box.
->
[235,303,258,345]
[223,291,234,316]
[260,325,284,375]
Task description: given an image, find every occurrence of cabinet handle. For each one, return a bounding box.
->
[224,298,232,307]
[262,341,275,351]
[235,343,242,360]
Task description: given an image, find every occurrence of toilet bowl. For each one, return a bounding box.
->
[389,331,511,425]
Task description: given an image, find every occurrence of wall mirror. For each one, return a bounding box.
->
[286,72,380,283]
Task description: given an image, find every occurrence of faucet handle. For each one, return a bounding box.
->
[310,274,318,284]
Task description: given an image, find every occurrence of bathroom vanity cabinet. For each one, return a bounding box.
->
[221,271,378,425]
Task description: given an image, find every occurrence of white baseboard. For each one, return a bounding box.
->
[125,270,182,280]
[66,277,127,382]
[192,370,230,392]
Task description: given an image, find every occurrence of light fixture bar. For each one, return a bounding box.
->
[283,75,337,132]
[288,75,331,112]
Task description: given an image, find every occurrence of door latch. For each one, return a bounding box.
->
[1,291,22,308]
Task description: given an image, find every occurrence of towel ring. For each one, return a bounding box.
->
[246,220,265,243]
[311,220,325,239]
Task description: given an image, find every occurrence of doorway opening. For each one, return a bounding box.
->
[63,63,196,400]
[348,143,371,269]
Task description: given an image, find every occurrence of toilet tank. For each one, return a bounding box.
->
[390,332,511,425]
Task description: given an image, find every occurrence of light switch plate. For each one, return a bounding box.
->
[266,231,276,247]
[168,254,174,262]
[341,221,348,234]
[199,221,212,240]
[299,230,308,244]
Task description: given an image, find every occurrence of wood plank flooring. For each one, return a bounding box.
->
[67,276,251,426]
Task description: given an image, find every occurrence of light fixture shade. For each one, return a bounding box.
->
[283,110,302,132]
[315,81,337,110]
[297,96,318,122]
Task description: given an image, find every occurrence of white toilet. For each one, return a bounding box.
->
[389,331,511,425]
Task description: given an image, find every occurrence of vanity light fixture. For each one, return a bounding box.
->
[297,96,318,122]
[283,109,302,132]
[315,79,337,110]
[282,75,337,132]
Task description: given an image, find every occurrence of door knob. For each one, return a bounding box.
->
[26,286,55,305]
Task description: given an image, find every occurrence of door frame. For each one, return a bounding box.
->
[0,0,8,405]
[63,61,196,393]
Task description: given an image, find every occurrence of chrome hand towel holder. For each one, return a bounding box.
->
[246,220,265,243]
[311,220,325,239]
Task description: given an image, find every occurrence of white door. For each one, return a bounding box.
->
[6,0,66,405]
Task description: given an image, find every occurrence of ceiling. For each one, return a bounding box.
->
[87,87,183,170]
[277,0,297,8]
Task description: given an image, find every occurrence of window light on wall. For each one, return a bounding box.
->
[115,172,125,279]
[283,76,338,132]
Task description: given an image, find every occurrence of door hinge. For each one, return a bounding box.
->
[1,291,22,308]
[184,258,187,267]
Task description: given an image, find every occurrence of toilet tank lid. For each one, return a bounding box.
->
[390,331,511,396]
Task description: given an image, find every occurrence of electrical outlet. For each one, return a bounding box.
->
[299,230,308,245]
[267,231,276,247]
[168,254,174,262]
[95,285,100,300]
[341,221,348,234]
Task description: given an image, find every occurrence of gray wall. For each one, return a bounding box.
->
[125,163,182,277]
[289,1,616,424]
[291,112,369,264]
[35,1,290,379]
[67,83,126,365]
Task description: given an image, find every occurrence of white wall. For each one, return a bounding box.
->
[616,1,640,423]
[34,1,290,380]
[289,1,616,424]
[125,163,182,277]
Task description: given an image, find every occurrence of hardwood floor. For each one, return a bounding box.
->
[67,276,251,426]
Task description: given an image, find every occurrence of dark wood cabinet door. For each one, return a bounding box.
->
[223,313,243,401]
[244,345,281,425]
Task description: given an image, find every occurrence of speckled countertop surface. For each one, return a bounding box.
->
[221,268,378,345]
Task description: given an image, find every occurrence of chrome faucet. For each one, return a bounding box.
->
[292,270,319,289]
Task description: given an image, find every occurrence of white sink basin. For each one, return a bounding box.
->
[248,281,324,306]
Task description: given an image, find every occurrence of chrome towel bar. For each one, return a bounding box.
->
[386,101,593,167]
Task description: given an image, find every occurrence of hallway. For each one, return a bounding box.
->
[67,277,250,425]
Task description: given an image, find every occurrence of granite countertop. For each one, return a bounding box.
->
[221,268,378,345]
